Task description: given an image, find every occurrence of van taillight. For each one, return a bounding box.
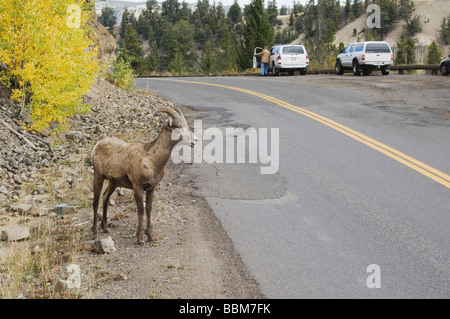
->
[277,55,281,60]
[391,54,394,61]
[362,54,365,61]
[306,54,309,60]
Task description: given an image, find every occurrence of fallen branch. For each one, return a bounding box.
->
[22,131,54,155]
[0,118,47,152]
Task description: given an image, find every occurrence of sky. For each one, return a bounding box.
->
[116,0,309,8]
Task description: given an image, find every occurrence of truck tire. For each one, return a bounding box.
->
[335,60,344,75]
[272,64,279,76]
[440,64,449,76]
[352,59,361,76]
[362,67,371,76]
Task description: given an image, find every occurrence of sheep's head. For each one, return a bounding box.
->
[156,107,198,147]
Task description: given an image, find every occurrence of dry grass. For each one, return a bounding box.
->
[0,216,85,299]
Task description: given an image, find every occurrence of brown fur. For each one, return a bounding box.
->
[91,108,194,245]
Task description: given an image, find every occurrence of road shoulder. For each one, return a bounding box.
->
[82,161,263,299]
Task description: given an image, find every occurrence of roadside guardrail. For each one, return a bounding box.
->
[309,64,440,74]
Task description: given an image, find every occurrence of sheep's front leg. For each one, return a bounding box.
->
[145,189,156,242]
[92,172,105,239]
[133,186,146,246]
[101,181,116,233]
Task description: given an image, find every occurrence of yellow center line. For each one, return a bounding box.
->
[152,78,450,189]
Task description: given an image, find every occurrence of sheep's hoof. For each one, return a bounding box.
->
[146,231,156,242]
[138,241,145,247]
[102,229,110,234]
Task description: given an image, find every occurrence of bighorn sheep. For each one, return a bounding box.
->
[91,107,197,246]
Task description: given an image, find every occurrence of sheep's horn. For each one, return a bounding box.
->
[155,107,181,119]
[172,108,185,118]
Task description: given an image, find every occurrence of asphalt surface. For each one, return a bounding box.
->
[135,74,450,298]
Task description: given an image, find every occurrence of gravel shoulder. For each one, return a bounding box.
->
[0,78,263,299]
[81,160,263,299]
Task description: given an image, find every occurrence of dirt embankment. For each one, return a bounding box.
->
[0,78,263,299]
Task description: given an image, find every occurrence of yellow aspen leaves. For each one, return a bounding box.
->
[0,0,100,131]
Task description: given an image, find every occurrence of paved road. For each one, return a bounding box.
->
[136,75,450,298]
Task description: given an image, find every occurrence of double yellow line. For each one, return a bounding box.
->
[156,78,450,189]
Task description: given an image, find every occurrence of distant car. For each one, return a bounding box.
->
[440,54,450,76]
[268,44,309,75]
[335,41,394,76]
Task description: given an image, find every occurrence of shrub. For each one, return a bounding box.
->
[106,58,136,90]
[426,41,442,75]
[404,15,422,36]
[169,53,188,75]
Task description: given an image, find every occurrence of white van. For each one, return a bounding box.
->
[335,41,394,75]
[254,44,309,75]
[270,44,309,75]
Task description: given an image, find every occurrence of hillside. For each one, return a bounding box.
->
[276,0,450,61]
[333,0,449,48]
[95,0,147,24]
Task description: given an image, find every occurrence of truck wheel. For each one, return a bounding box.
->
[440,64,449,76]
[352,60,361,76]
[272,64,279,76]
[300,68,307,75]
[381,66,390,76]
[335,60,344,75]
[362,67,371,76]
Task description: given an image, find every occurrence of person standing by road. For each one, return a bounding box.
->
[254,46,271,76]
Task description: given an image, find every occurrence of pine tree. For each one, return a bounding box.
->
[289,12,295,30]
[440,16,450,45]
[395,35,416,68]
[169,52,188,74]
[266,1,278,26]
[120,8,130,39]
[119,24,144,71]
[351,0,362,18]
[426,41,442,64]
[99,7,117,35]
[161,0,181,24]
[200,42,216,74]
[227,0,242,24]
[279,5,289,16]
[239,0,274,69]
[344,0,352,23]
[323,19,336,44]
[404,15,422,36]
[404,36,416,64]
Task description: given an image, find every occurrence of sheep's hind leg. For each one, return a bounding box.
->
[145,189,156,242]
[133,186,146,246]
[92,173,105,239]
[101,181,116,233]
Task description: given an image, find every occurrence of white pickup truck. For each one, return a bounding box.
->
[335,41,394,76]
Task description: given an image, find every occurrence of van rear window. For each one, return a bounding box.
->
[366,43,391,53]
[282,46,304,54]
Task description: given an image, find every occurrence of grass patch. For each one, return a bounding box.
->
[0,216,84,299]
